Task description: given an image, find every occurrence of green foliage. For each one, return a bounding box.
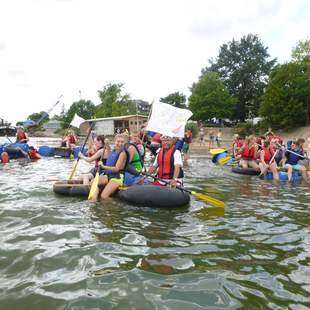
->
[292,38,310,63]
[234,122,261,138]
[185,122,198,138]
[188,72,236,121]
[27,111,49,124]
[62,99,96,129]
[96,83,131,118]
[204,34,276,121]
[260,61,310,128]
[160,91,187,108]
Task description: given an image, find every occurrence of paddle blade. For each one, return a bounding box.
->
[68,160,79,180]
[209,148,226,155]
[88,172,99,200]
[218,156,232,165]
[191,191,225,208]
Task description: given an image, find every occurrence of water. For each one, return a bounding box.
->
[0,140,309,309]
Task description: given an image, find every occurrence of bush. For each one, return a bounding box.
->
[186,122,198,138]
[234,122,262,138]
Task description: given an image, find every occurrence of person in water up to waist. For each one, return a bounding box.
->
[89,134,128,202]
[148,135,184,187]
[15,126,29,144]
[283,140,309,182]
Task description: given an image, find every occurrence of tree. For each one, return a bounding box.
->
[260,61,310,128]
[27,111,49,124]
[188,72,236,121]
[96,83,131,118]
[160,91,187,108]
[62,99,96,128]
[292,38,310,63]
[203,34,276,121]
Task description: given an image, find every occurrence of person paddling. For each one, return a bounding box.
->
[239,135,259,170]
[15,126,29,144]
[259,140,279,180]
[148,135,184,187]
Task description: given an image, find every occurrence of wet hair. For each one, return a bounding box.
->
[263,140,270,148]
[95,135,105,145]
[297,138,305,146]
[115,133,129,142]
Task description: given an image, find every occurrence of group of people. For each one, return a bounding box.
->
[77,128,185,202]
[230,129,309,182]
[1,126,41,164]
[198,127,222,149]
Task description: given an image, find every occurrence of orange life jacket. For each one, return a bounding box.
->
[241,145,256,160]
[69,135,76,144]
[262,147,274,163]
[28,149,40,160]
[17,131,27,142]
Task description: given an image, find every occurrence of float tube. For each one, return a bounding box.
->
[1,143,29,159]
[231,166,260,176]
[265,171,301,182]
[39,146,85,158]
[53,181,190,208]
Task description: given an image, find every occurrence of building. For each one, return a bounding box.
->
[80,115,148,136]
[43,120,62,130]
[132,99,151,114]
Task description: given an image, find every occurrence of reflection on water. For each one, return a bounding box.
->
[0,148,309,309]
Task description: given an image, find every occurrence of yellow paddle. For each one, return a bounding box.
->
[68,122,94,180]
[143,173,225,208]
[218,156,232,165]
[209,148,226,155]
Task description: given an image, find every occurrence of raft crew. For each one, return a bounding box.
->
[15,127,29,144]
[239,135,259,170]
[28,146,41,160]
[78,135,109,185]
[148,135,184,187]
[61,130,77,149]
[182,129,192,161]
[258,140,279,180]
[1,152,9,164]
[90,134,129,201]
[283,140,309,182]
[149,132,162,157]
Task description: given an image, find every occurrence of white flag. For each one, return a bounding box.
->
[146,102,193,138]
[70,114,85,128]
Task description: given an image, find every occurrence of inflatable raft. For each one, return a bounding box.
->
[264,170,301,182]
[231,166,260,176]
[39,146,86,158]
[53,181,190,208]
[0,143,29,159]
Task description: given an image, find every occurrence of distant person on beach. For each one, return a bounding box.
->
[216,129,222,147]
[208,128,215,149]
[199,127,204,146]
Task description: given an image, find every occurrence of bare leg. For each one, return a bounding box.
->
[269,162,279,181]
[300,166,308,182]
[101,180,120,199]
[90,175,108,203]
[287,165,293,182]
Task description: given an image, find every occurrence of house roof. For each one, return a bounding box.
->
[84,114,148,122]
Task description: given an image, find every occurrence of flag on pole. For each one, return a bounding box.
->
[70,114,85,128]
[146,101,192,138]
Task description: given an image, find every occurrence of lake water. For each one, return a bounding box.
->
[0,138,309,309]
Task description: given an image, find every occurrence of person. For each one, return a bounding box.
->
[182,129,192,161]
[149,132,162,157]
[148,135,184,187]
[216,129,222,147]
[28,146,41,160]
[284,141,309,182]
[232,134,243,160]
[61,130,77,149]
[265,127,274,137]
[90,134,128,202]
[199,126,204,146]
[258,140,279,180]
[78,135,107,185]
[1,152,10,164]
[239,135,259,170]
[208,128,215,149]
[15,127,29,144]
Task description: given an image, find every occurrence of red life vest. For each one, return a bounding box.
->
[241,145,256,160]
[152,133,161,144]
[157,146,183,179]
[69,135,76,144]
[28,149,40,160]
[262,147,274,163]
[17,131,27,142]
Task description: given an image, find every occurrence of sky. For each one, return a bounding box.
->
[0,0,309,124]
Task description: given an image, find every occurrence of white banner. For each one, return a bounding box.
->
[70,114,85,128]
[146,101,192,138]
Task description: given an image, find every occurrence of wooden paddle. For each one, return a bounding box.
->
[142,173,225,208]
[68,122,94,180]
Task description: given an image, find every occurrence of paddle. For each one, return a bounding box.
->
[68,122,94,180]
[88,148,105,201]
[218,156,232,165]
[259,149,278,176]
[5,135,13,143]
[209,148,226,155]
[142,173,225,208]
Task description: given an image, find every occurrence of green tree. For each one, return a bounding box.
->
[260,61,310,128]
[204,34,276,121]
[188,72,236,121]
[62,99,96,128]
[292,38,310,63]
[96,83,131,118]
[27,111,49,124]
[160,91,187,108]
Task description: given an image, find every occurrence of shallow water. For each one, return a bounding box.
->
[0,140,309,309]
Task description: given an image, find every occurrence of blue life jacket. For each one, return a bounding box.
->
[285,148,304,165]
[175,139,184,151]
[104,149,128,178]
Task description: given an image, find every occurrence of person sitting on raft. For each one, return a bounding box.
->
[15,126,29,144]
[232,134,243,160]
[61,130,77,149]
[90,134,128,202]
[283,140,309,182]
[258,140,279,180]
[78,135,109,185]
[238,135,259,170]
[148,135,184,187]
